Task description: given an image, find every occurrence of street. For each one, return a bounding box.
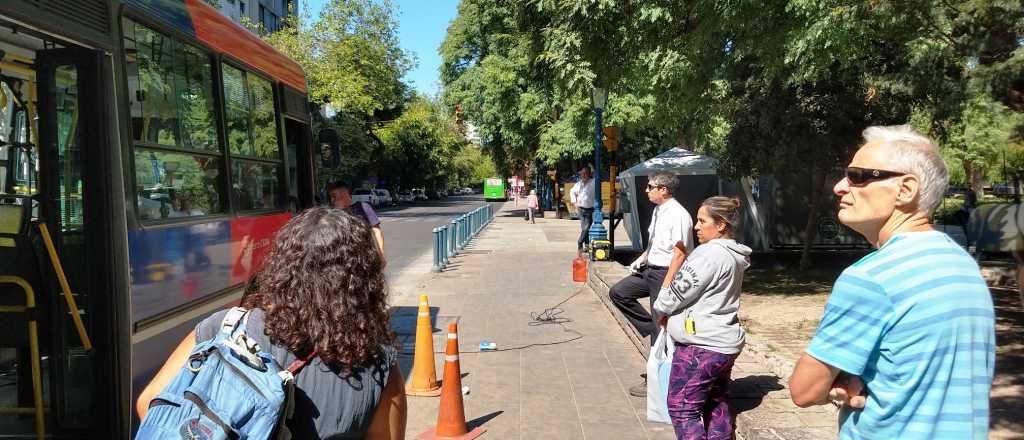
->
[378,195,504,298]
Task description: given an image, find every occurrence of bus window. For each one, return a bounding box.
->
[132,151,223,220]
[231,160,282,211]
[222,64,283,212]
[123,18,225,221]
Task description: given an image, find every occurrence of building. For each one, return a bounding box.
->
[215,0,297,34]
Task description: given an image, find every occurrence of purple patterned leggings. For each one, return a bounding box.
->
[666,344,739,440]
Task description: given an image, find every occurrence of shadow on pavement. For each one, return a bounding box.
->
[467,410,504,430]
[991,286,1024,435]
[729,375,784,414]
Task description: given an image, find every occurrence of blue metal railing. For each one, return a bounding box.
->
[432,204,493,272]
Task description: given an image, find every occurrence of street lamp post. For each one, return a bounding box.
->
[589,86,609,244]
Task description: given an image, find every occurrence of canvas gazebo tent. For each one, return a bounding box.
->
[616,148,863,252]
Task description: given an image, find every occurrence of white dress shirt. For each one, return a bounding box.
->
[645,198,693,267]
[570,178,595,209]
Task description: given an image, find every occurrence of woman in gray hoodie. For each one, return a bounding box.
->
[654,196,751,440]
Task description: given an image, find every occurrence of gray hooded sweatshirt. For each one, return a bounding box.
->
[653,238,751,354]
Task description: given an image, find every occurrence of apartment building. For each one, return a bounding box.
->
[216,0,297,34]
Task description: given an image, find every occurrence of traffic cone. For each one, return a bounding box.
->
[417,322,486,440]
[406,295,442,397]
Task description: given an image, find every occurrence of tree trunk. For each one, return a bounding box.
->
[964,160,985,198]
[799,165,827,270]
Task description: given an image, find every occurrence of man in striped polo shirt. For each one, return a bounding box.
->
[789,125,995,439]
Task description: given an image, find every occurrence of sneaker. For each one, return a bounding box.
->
[628,378,647,397]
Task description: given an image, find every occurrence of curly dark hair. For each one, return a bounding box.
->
[241,206,392,374]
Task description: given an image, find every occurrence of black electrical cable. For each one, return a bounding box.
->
[397,287,587,354]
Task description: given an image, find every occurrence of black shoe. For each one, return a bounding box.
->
[628,378,647,397]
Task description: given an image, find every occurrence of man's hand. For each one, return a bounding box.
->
[828,374,866,409]
[658,313,668,328]
[629,257,645,275]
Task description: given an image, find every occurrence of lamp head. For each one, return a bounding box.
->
[590,86,608,111]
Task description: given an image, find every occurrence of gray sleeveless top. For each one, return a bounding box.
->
[196,308,396,439]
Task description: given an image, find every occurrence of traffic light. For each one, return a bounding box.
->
[602,126,619,152]
[454,103,463,125]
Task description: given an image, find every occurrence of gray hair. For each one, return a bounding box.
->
[648,172,679,193]
[862,125,949,216]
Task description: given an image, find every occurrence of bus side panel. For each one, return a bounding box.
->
[228,213,291,285]
[128,221,231,321]
[128,213,291,322]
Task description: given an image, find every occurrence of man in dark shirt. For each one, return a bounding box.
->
[326,180,384,255]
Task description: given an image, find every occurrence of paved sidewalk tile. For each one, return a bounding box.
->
[390,203,675,439]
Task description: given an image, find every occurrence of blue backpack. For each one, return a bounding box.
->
[136,308,313,440]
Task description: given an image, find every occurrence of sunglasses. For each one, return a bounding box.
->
[646,184,665,192]
[845,167,905,185]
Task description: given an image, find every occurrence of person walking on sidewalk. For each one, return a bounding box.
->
[789,125,995,440]
[570,166,595,251]
[526,189,539,224]
[654,196,750,440]
[327,180,385,255]
[610,171,694,397]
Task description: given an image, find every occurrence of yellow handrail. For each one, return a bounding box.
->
[36,222,92,350]
[0,275,45,439]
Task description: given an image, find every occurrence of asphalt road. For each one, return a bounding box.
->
[377,194,503,291]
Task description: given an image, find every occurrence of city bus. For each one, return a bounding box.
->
[483,177,505,201]
[0,0,316,437]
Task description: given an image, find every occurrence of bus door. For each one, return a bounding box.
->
[33,46,111,436]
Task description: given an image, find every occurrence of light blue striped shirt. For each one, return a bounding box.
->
[807,231,995,440]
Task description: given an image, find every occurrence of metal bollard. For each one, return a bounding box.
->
[440,225,448,266]
[449,219,458,258]
[431,227,442,272]
[461,215,468,248]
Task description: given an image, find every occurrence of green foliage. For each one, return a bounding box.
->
[264,0,414,116]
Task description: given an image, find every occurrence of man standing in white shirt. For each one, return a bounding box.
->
[610,171,694,397]
[570,166,596,251]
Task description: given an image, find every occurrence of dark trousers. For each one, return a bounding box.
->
[609,266,668,345]
[578,207,594,249]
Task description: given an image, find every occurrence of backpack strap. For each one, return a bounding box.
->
[219,307,266,369]
[220,307,249,338]
[286,350,318,375]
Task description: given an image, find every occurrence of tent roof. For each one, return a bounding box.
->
[618,148,717,178]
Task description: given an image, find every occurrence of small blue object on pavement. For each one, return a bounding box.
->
[479,341,497,351]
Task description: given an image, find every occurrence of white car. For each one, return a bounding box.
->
[374,189,393,206]
[351,188,378,206]
[396,190,415,203]
[412,189,427,201]
[461,187,473,195]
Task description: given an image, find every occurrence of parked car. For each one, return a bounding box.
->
[374,189,394,206]
[397,190,415,203]
[460,187,473,195]
[351,188,378,207]
[412,189,427,201]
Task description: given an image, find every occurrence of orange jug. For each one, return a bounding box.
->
[572,254,588,282]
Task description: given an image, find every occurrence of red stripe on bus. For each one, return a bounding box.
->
[185,0,307,92]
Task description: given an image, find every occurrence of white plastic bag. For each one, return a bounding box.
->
[646,328,674,424]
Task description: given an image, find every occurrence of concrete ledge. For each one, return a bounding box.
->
[588,261,649,359]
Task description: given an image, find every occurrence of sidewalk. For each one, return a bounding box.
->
[389,202,677,439]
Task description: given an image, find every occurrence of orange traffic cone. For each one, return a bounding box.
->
[417,322,487,440]
[406,295,442,396]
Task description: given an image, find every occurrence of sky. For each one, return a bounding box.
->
[303,0,461,97]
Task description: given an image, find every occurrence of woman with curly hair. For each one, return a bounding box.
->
[136,207,406,439]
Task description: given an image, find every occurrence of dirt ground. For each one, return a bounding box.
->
[737,251,1024,439]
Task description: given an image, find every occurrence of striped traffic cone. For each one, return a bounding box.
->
[406,295,442,397]
[417,322,486,440]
